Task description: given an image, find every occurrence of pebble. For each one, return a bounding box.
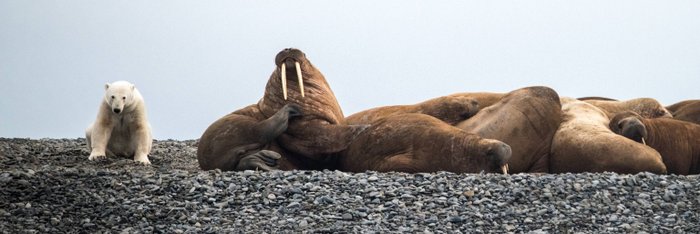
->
[299,219,308,228]
[463,190,475,197]
[446,216,464,223]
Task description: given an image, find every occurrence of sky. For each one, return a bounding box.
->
[1,1,699,140]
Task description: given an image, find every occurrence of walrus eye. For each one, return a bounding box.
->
[111,95,115,99]
[122,97,126,100]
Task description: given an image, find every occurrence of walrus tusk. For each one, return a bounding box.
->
[281,63,288,100]
[295,62,305,98]
[501,164,509,175]
[642,137,646,145]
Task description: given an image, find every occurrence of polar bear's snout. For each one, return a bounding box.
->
[109,98,126,114]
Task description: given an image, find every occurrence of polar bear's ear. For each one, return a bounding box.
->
[130,84,135,91]
[105,83,110,90]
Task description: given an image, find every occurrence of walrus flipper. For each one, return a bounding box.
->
[235,150,282,171]
[280,122,369,159]
[255,104,302,143]
[197,104,301,171]
[229,105,301,171]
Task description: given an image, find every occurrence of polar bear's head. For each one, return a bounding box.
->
[104,81,135,114]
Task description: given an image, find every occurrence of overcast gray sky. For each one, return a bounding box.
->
[1,1,699,140]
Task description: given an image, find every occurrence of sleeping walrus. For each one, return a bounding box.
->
[582,98,672,119]
[665,99,700,125]
[338,113,511,174]
[665,99,698,113]
[447,92,506,111]
[610,111,700,175]
[456,86,562,173]
[197,48,367,171]
[345,86,558,173]
[549,99,666,174]
[342,93,509,173]
[346,95,479,126]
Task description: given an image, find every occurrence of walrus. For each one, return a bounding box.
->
[549,99,666,174]
[197,48,366,171]
[197,104,302,171]
[665,100,700,125]
[259,48,368,160]
[447,92,506,111]
[346,95,479,125]
[610,111,700,175]
[582,98,672,119]
[666,99,698,113]
[456,86,562,173]
[338,113,511,174]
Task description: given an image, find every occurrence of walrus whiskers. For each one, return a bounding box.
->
[281,63,288,100]
[295,62,305,98]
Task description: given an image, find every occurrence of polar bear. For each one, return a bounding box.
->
[86,81,153,165]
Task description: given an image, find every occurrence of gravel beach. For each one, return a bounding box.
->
[1,138,699,233]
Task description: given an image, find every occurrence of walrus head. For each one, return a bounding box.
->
[629,98,673,119]
[262,48,345,125]
[609,111,648,145]
[480,139,512,175]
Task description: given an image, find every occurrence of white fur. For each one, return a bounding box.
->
[86,81,152,165]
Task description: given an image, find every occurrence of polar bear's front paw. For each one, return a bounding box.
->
[88,153,107,161]
[134,155,151,165]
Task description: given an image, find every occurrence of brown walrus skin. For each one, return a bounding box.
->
[549,99,666,174]
[260,48,368,160]
[197,104,302,171]
[346,95,479,126]
[610,111,700,175]
[456,86,562,173]
[665,99,698,113]
[338,113,511,173]
[665,99,700,125]
[447,92,506,111]
[582,98,672,119]
[344,91,505,127]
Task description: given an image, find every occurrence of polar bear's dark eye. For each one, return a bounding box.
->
[111,96,115,99]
